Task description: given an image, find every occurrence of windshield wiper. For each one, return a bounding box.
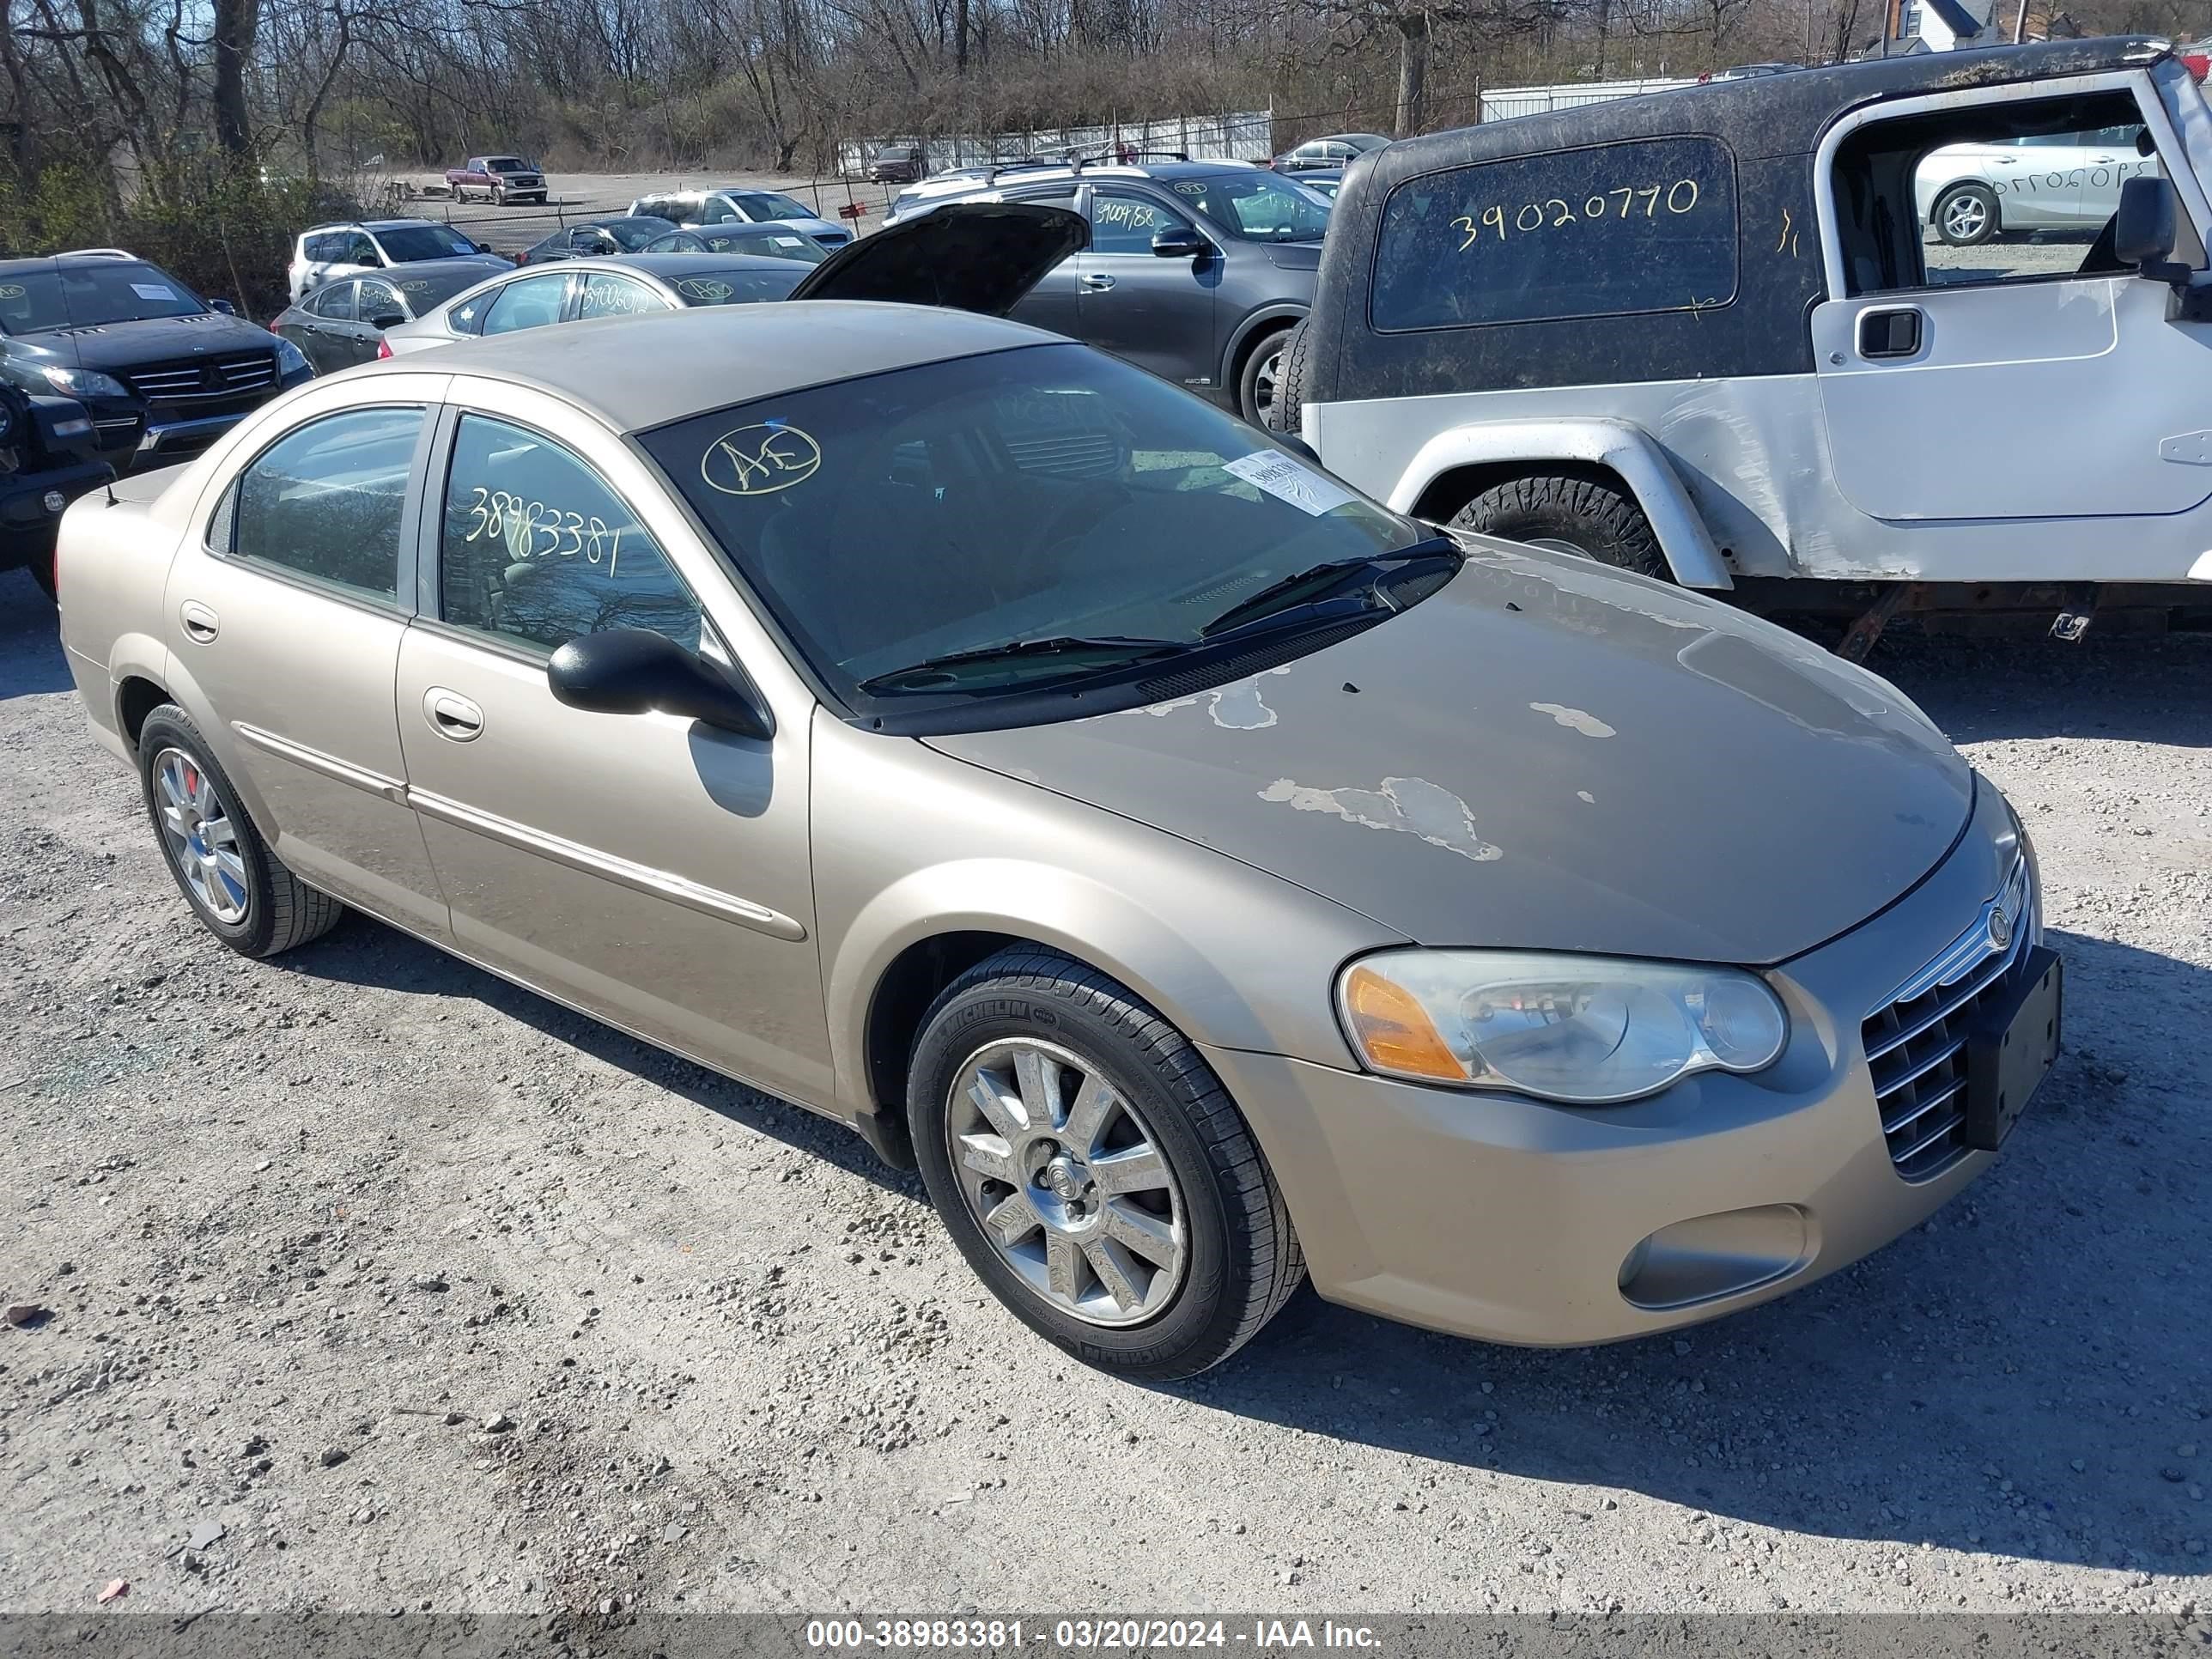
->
[857,635,1184,695]
[1200,538,1458,639]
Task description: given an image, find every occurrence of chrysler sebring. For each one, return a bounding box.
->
[55,295,2059,1379]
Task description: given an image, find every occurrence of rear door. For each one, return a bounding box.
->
[1005,184,1082,337]
[162,386,452,940]
[294,281,356,374]
[1074,185,1218,388]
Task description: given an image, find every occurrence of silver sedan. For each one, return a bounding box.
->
[55,298,2059,1379]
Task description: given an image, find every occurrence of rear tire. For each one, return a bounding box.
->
[1449,468,1671,580]
[1933,181,1998,247]
[908,947,1304,1381]
[137,705,343,959]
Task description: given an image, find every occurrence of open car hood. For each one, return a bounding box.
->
[786,203,1087,316]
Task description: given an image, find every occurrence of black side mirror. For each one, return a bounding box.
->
[208,297,237,315]
[475,241,493,253]
[547,628,775,738]
[1152,226,1209,258]
[356,252,382,268]
[367,312,405,330]
[2117,174,2179,270]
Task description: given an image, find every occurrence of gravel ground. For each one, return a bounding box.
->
[1,566,2209,1623]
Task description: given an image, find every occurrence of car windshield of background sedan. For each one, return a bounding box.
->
[666,266,811,305]
[649,228,829,263]
[387,267,497,313]
[377,225,484,262]
[1172,172,1332,242]
[637,341,1440,720]
[0,261,204,331]
[724,190,817,223]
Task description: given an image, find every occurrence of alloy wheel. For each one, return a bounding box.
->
[945,1039,1187,1328]
[1942,193,1989,242]
[153,746,248,924]
[1251,342,1283,424]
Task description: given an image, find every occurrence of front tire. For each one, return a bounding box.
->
[1449,467,1671,580]
[1933,181,1998,246]
[492,185,507,207]
[1237,325,1291,427]
[908,948,1304,1380]
[137,705,343,958]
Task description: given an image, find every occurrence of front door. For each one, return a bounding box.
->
[392,402,830,1103]
[1004,185,1084,339]
[161,397,451,940]
[1076,185,1219,392]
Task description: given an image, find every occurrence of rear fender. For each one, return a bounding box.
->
[1389,417,1733,590]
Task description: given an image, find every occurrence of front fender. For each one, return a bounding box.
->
[1389,416,1734,590]
[1219,303,1308,387]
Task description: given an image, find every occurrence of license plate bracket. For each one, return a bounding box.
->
[1962,945,2063,1152]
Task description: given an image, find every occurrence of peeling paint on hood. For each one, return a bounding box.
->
[926,541,1973,964]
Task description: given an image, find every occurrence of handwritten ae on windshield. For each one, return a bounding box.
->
[1451,178,1703,251]
[700,422,822,497]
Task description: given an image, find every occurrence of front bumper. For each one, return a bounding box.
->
[1207,781,2038,1347]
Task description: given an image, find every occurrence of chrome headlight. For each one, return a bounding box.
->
[273,337,313,377]
[1337,949,1789,1105]
[40,366,131,399]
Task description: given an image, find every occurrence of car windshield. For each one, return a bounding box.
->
[667,266,810,306]
[1170,172,1331,242]
[637,342,1428,714]
[389,267,495,310]
[690,228,827,263]
[0,261,204,332]
[377,225,483,262]
[485,157,530,172]
[726,191,814,223]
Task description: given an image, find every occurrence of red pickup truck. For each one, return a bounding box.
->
[445,155,548,205]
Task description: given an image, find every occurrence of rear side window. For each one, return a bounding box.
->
[306,282,355,321]
[576,274,672,319]
[305,232,349,262]
[223,407,424,602]
[479,273,570,336]
[1371,136,1739,331]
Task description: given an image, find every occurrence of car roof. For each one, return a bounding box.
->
[301,219,459,236]
[382,300,1048,431]
[602,252,811,276]
[0,252,161,275]
[896,155,1261,205]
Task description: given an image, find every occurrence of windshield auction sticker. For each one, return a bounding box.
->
[702,421,822,495]
[1222,451,1356,517]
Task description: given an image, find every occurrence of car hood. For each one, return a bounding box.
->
[788,203,1089,316]
[926,541,1973,965]
[9,310,283,372]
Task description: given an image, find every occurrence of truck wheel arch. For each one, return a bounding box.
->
[1394,419,1734,590]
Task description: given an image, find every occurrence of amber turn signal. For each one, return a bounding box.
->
[1340,963,1465,1083]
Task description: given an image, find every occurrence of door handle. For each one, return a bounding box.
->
[1990,156,2017,165]
[1080,273,1117,292]
[179,600,219,642]
[1857,307,1924,360]
[422,686,483,741]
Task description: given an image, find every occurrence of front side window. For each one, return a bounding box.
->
[479,274,571,336]
[225,407,424,602]
[576,274,672,319]
[635,341,1430,719]
[1844,88,2172,292]
[0,260,204,332]
[439,414,699,653]
[1089,191,1189,254]
[357,278,404,324]
[1372,136,1738,331]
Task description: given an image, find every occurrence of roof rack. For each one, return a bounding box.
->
[979,156,1076,185]
[56,246,135,259]
[1074,149,1191,167]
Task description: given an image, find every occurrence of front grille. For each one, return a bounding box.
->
[1861,855,2032,1182]
[123,351,277,402]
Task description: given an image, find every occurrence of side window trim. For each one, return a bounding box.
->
[208,403,438,617]
[1812,68,2195,301]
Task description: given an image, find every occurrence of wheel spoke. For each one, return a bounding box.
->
[1044,1229,1083,1304]
[964,1068,1024,1142]
[1082,1238,1142,1312]
[211,847,247,889]
[956,1133,1018,1185]
[191,771,216,817]
[1103,1200,1179,1267]
[1012,1047,1061,1133]
[1090,1144,1169,1195]
[1060,1072,1116,1153]
[158,763,189,812]
[981,1192,1038,1247]
[159,801,190,838]
[204,814,239,850]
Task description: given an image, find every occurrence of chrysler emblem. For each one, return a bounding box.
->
[1988,906,2012,951]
